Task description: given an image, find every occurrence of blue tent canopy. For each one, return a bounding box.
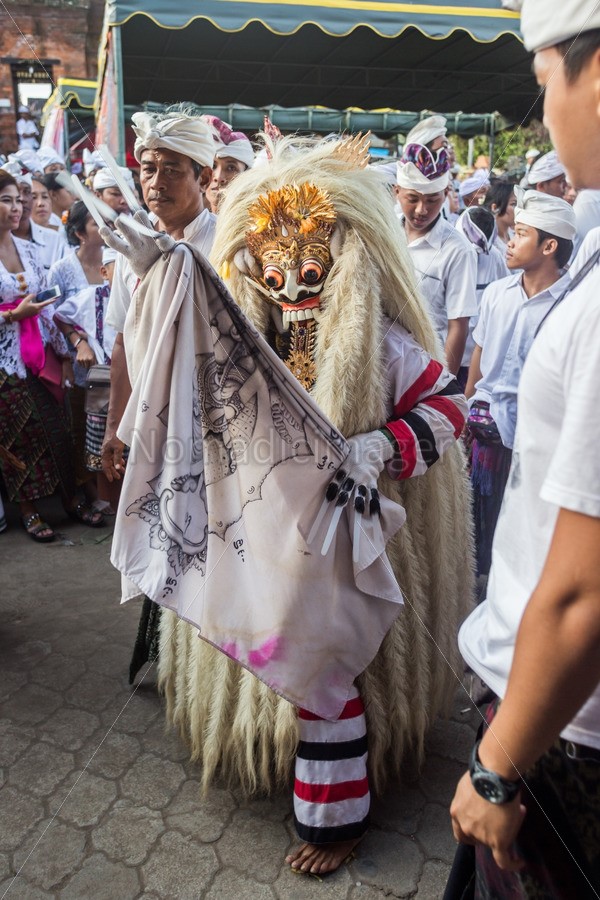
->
[98,1,536,162]
[107,0,521,42]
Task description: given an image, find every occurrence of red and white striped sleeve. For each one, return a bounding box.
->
[382,323,467,480]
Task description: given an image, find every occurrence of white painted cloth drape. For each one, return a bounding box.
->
[111,244,406,720]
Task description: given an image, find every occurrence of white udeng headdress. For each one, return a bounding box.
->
[514,187,576,240]
[132,111,216,168]
[503,0,600,51]
[527,150,565,185]
[93,166,135,192]
[405,115,447,148]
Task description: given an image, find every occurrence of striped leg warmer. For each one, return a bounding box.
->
[293,684,370,844]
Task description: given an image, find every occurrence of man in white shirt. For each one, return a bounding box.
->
[93,166,137,217]
[464,191,574,577]
[102,109,217,481]
[447,3,600,896]
[526,150,567,198]
[16,106,39,150]
[395,144,478,374]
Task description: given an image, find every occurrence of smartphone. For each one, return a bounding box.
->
[34,285,61,304]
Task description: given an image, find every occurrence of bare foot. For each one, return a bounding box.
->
[285,838,361,875]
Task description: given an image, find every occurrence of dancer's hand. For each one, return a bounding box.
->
[325,430,394,516]
[100,209,175,279]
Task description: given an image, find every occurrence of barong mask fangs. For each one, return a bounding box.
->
[245,183,337,328]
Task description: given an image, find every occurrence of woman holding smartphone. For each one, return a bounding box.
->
[0,172,99,541]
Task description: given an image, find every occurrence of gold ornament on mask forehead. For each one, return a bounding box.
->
[245,183,337,263]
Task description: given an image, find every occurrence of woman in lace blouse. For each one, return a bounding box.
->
[0,173,101,541]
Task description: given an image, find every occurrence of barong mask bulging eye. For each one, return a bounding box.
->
[245,183,337,329]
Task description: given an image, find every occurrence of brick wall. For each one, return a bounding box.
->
[0,0,104,156]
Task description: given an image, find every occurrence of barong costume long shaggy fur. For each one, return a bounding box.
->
[158,137,474,794]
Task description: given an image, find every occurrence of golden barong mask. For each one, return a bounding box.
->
[245,183,336,328]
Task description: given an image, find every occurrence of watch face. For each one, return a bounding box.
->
[472,772,507,804]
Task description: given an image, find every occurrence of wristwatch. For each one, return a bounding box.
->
[469,740,521,804]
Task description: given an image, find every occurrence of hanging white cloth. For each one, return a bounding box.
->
[111,244,406,720]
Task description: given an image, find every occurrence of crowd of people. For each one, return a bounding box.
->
[2,0,600,889]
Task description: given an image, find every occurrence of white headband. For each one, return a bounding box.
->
[396,161,449,194]
[527,151,565,185]
[132,112,216,168]
[38,147,65,169]
[504,0,600,52]
[215,138,254,169]
[514,188,576,240]
[405,116,447,148]
[93,166,135,192]
[459,170,490,198]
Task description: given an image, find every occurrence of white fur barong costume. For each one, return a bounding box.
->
[139,137,475,818]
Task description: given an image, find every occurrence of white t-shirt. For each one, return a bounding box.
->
[570,224,600,278]
[405,215,478,345]
[105,209,216,333]
[459,266,600,750]
[473,271,570,449]
[572,189,600,257]
[16,117,39,150]
[461,244,508,368]
[30,221,67,272]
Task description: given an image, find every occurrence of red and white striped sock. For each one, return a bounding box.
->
[294,684,370,844]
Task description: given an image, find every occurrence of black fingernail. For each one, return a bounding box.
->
[355,496,365,513]
[357,485,367,497]
[326,482,339,501]
[336,491,349,507]
[342,477,355,492]
[370,488,380,515]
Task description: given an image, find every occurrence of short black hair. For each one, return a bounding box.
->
[465,205,496,241]
[536,228,573,268]
[484,180,515,217]
[556,29,600,83]
[42,172,64,193]
[65,200,90,246]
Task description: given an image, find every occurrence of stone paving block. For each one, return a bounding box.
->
[40,707,101,751]
[1,683,63,726]
[85,640,138,677]
[0,720,33,766]
[64,671,125,712]
[0,787,45,851]
[415,859,452,898]
[12,640,53,667]
[49,770,118,827]
[142,831,219,899]
[138,717,191,762]
[0,669,28,702]
[61,853,140,900]
[13,820,86,890]
[164,781,236,841]
[120,752,186,810]
[0,875,52,899]
[107,686,162,734]
[349,830,422,896]
[275,864,354,899]
[29,653,86,692]
[240,792,294,824]
[415,803,457,865]
[50,630,107,660]
[216,809,292,883]
[9,741,74,797]
[92,800,164,865]
[208,868,277,899]
[80,730,141,779]
[371,783,426,835]
[426,719,477,766]
[419,755,466,807]
[348,885,386,898]
[0,852,10,881]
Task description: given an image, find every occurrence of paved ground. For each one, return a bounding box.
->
[1,495,479,899]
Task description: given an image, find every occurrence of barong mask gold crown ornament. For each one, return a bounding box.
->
[245,182,337,329]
